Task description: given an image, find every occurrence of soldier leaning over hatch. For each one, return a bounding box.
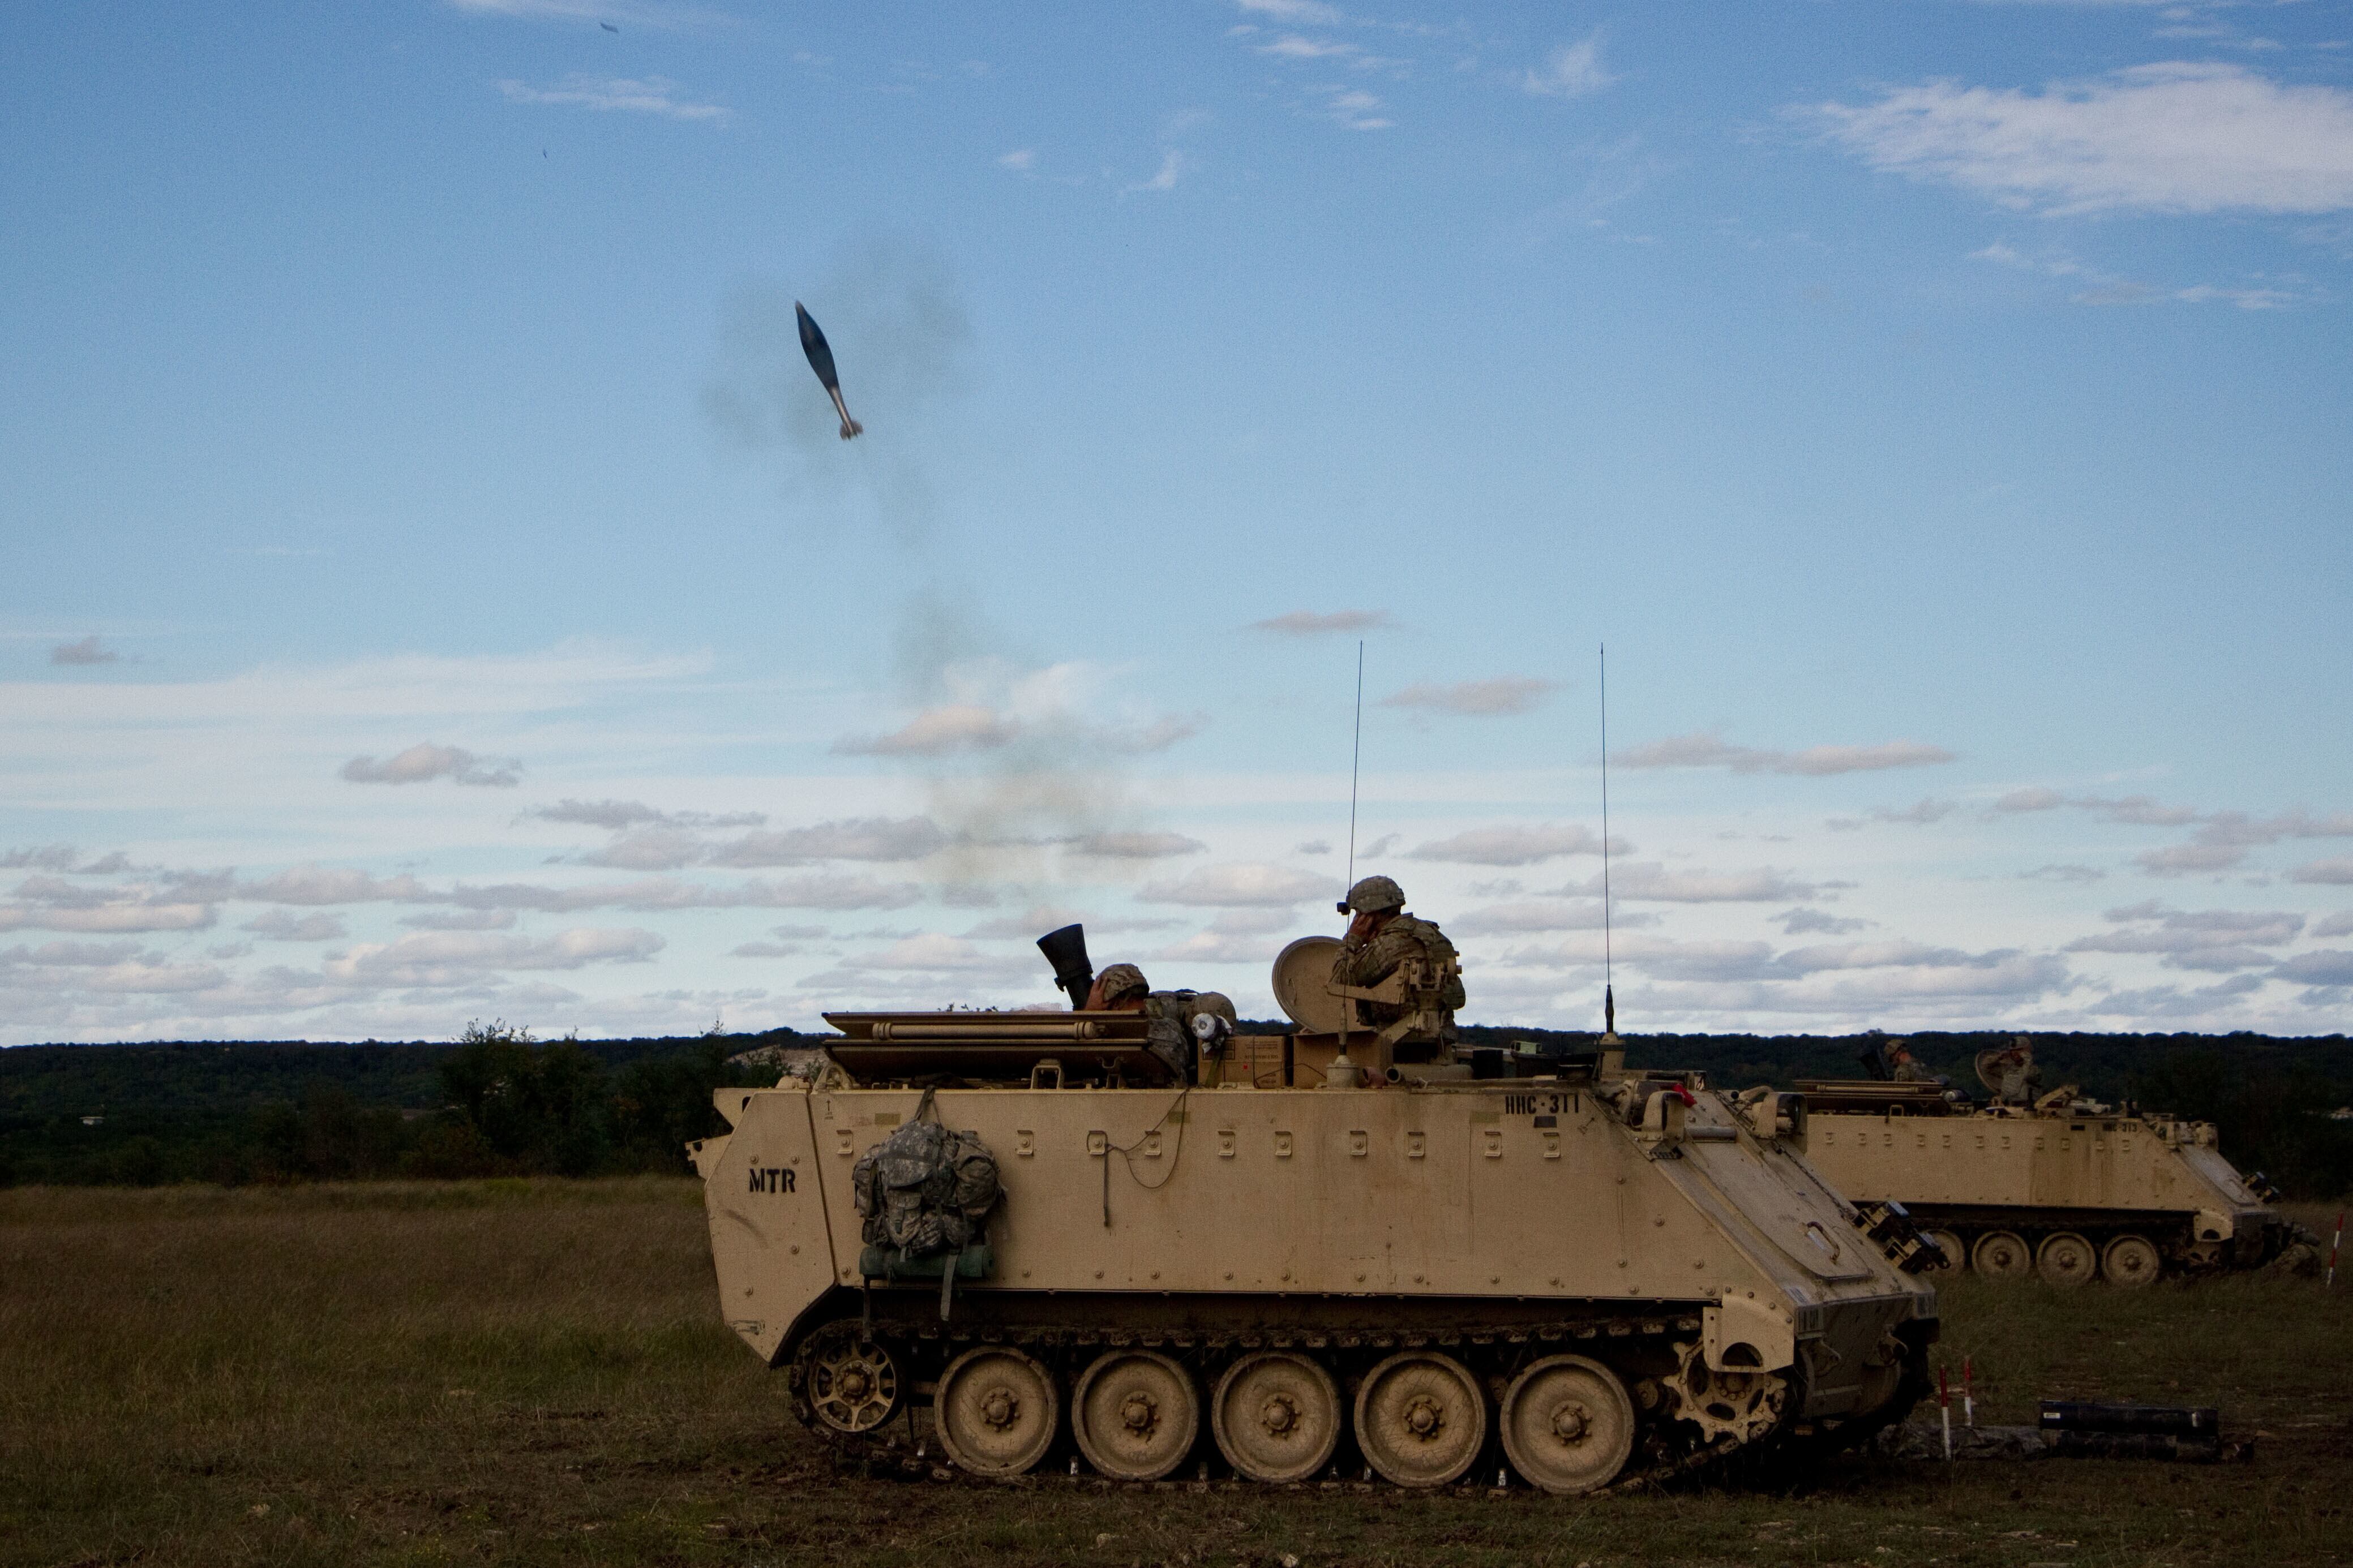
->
[1085,961,1239,1082]
[1331,874,1465,1056]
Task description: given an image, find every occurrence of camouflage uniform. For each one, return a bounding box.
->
[1891,1053,1936,1084]
[1333,913,1466,1038]
[1142,989,1237,1082]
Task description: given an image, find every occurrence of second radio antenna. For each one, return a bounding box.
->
[1345,640,1365,893]
[1600,642,1617,1042]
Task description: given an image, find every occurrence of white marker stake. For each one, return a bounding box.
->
[1963,1355,1975,1429]
[2330,1210,2344,1290]
[1939,1365,1952,1460]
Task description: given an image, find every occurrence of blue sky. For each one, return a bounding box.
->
[5,0,2351,1045]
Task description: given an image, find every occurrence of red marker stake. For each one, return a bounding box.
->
[1963,1355,1975,1429]
[1939,1364,1953,1460]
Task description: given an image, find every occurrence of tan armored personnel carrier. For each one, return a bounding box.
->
[1797,1052,2293,1286]
[691,932,1939,1492]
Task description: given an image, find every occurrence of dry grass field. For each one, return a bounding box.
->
[2,1180,2346,1568]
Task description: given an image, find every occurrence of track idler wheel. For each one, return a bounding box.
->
[1211,1351,1342,1483]
[1073,1350,1199,1481]
[1922,1229,1968,1273]
[797,1322,902,1435]
[936,1347,1059,1476]
[1353,1351,1487,1489]
[1499,1354,1636,1495]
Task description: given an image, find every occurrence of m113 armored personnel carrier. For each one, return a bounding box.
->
[690,935,1938,1493]
[1797,1049,2296,1286]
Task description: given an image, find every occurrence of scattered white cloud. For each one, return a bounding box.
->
[323,927,665,986]
[577,827,705,871]
[1451,899,1628,935]
[3,846,83,871]
[1316,88,1393,131]
[1071,831,1207,859]
[1295,839,1333,855]
[1773,908,1871,936]
[1249,608,1392,635]
[1129,151,1190,192]
[997,149,1035,171]
[1139,863,1332,908]
[1234,0,1344,25]
[50,635,119,666]
[242,910,348,942]
[2275,950,2353,986]
[1827,798,1957,831]
[399,909,518,931]
[834,704,1021,757]
[1613,731,1955,776]
[1995,785,2066,813]
[1799,63,2353,216]
[449,0,715,25]
[1407,823,1616,866]
[497,75,730,122]
[2291,856,2353,884]
[1381,677,1558,717]
[530,798,764,830]
[1555,862,1820,903]
[2021,864,2106,883]
[2065,901,2303,969]
[340,742,520,787]
[2313,911,2353,938]
[706,817,949,866]
[1521,33,1614,99]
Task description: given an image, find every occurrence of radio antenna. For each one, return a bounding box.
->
[1600,642,1616,1041]
[1345,639,1365,892]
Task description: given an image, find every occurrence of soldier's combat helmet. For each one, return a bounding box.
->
[1339,875,1406,916]
[1095,963,1150,1004]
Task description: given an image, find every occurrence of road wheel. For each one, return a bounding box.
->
[2102,1233,2162,1288]
[1073,1350,1198,1481]
[2036,1231,2097,1287]
[1354,1351,1487,1488]
[1923,1230,1968,1273]
[1972,1231,2032,1279]
[1211,1351,1341,1483]
[936,1346,1058,1476]
[1499,1355,1635,1495]
[798,1321,902,1435]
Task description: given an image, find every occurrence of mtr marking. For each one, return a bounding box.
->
[748,1166,798,1195]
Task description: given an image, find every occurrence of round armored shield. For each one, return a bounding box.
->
[1973,1049,2014,1095]
[1270,935,1349,1033]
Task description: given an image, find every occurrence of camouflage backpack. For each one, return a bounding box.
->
[851,1093,1001,1258]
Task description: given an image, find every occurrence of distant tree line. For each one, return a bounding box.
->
[0,1022,783,1187]
[6,1022,2348,1196]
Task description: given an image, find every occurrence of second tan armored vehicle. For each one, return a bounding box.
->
[1797,1075,2293,1286]
[690,937,1939,1492]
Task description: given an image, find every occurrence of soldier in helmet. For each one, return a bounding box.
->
[1086,962,1238,1082]
[1332,875,1466,1054]
[1888,1039,1938,1084]
[1082,963,1150,1012]
[1990,1036,2043,1107]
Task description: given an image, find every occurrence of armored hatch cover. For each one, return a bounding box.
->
[1271,935,1348,1033]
